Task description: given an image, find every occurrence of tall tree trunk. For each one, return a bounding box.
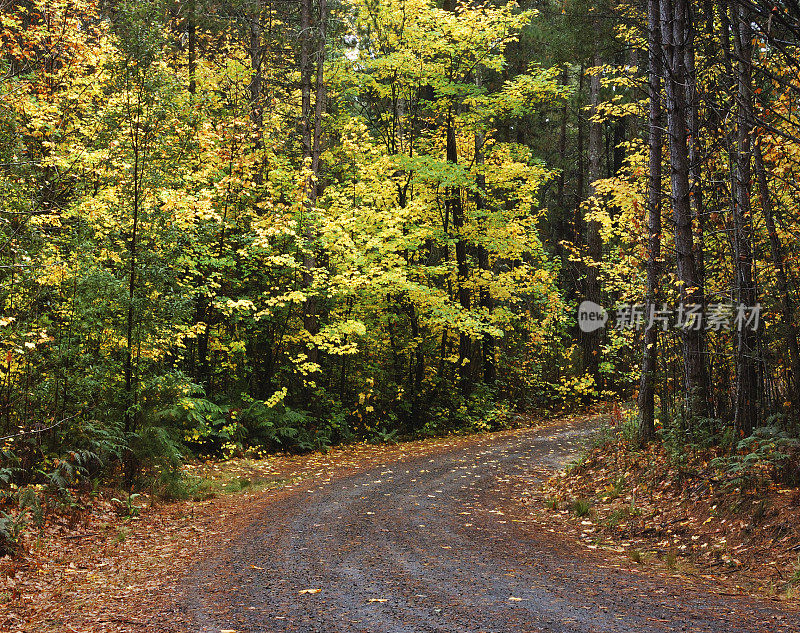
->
[474,69,494,384]
[556,69,569,216]
[123,81,144,485]
[639,0,663,441]
[446,111,471,392]
[754,143,800,412]
[732,7,759,436]
[186,0,212,389]
[575,65,585,240]
[249,0,264,185]
[581,51,603,383]
[443,0,470,392]
[684,2,711,415]
[299,0,326,377]
[661,0,708,420]
[187,0,196,95]
[310,0,326,179]
[300,0,313,188]
[124,135,139,438]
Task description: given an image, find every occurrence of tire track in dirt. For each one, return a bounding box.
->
[183,418,798,632]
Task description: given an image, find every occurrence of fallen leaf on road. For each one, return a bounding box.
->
[299,588,322,594]
[509,596,523,601]
[368,598,388,603]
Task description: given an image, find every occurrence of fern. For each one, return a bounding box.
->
[0,510,28,556]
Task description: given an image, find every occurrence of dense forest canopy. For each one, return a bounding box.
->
[2,0,800,506]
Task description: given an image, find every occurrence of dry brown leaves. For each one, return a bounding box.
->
[0,429,537,633]
[522,438,800,602]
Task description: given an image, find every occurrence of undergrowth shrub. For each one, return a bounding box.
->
[129,425,192,499]
[0,510,27,556]
[417,384,512,438]
[158,384,340,457]
[592,406,800,492]
[368,426,399,444]
[711,426,800,488]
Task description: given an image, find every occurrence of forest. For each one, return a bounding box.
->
[2,0,800,550]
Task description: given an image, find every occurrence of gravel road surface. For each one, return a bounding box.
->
[183,417,798,632]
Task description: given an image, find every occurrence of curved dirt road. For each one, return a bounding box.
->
[183,418,797,632]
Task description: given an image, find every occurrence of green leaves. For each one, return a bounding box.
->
[0,0,576,500]
[395,154,474,190]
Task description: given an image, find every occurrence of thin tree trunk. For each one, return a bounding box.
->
[300,0,312,169]
[123,79,145,485]
[575,65,585,239]
[187,0,196,95]
[443,0,470,392]
[311,0,326,179]
[446,112,471,392]
[300,0,326,375]
[732,6,759,436]
[556,70,569,215]
[639,0,663,442]
[124,137,139,437]
[474,69,494,384]
[754,143,800,410]
[661,0,708,420]
[684,3,711,415]
[188,0,210,387]
[582,51,603,383]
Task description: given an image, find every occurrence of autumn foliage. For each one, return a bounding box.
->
[2,0,800,565]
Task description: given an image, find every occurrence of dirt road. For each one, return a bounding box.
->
[182,417,797,632]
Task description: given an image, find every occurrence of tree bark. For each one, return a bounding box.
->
[123,73,146,485]
[474,69,494,384]
[639,0,663,442]
[299,0,326,375]
[582,51,603,384]
[754,143,800,412]
[732,6,759,436]
[661,0,708,420]
[187,0,196,95]
[446,112,471,392]
[685,1,711,416]
[443,0,470,392]
[575,65,585,234]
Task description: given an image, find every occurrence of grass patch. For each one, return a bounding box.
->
[544,497,560,510]
[571,499,591,517]
[790,556,800,587]
[183,456,310,499]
